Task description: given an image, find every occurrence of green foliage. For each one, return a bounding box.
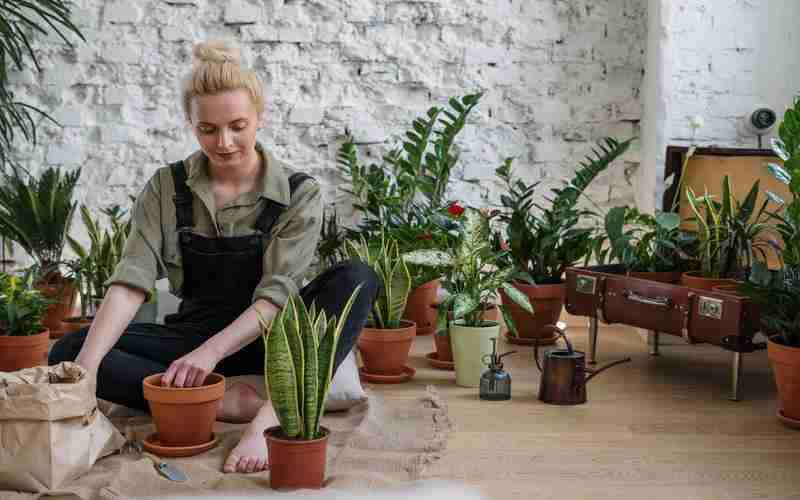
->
[348,234,411,329]
[315,207,348,271]
[404,209,533,333]
[765,96,800,269]
[602,206,690,272]
[0,1,85,166]
[259,288,362,440]
[742,261,800,347]
[0,166,81,278]
[684,176,772,279]
[494,137,634,284]
[0,272,49,336]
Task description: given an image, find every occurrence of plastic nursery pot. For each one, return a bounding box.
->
[680,271,739,292]
[402,279,440,336]
[60,317,94,336]
[450,320,501,388]
[767,337,800,425]
[499,281,565,345]
[142,372,225,447]
[357,320,416,375]
[265,426,330,490]
[0,329,50,372]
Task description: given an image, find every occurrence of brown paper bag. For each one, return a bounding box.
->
[0,362,125,492]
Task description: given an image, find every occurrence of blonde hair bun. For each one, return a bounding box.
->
[193,40,241,65]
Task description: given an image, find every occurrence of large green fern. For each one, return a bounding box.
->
[260,287,362,440]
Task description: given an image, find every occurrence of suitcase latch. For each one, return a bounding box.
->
[698,296,723,320]
[575,275,596,294]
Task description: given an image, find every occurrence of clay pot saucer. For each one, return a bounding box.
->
[143,432,218,458]
[425,351,454,371]
[503,331,558,346]
[777,409,800,430]
[359,366,415,384]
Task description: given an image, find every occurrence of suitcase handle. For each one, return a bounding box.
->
[622,290,672,308]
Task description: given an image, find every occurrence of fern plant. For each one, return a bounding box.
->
[259,288,362,440]
[0,1,85,166]
[0,166,81,280]
[348,234,411,330]
[494,137,634,284]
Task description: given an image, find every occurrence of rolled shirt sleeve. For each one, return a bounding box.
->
[252,180,323,308]
[104,174,164,300]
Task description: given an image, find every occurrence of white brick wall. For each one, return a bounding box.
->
[8,0,646,251]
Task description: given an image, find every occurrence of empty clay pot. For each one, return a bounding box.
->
[142,372,225,447]
[265,426,330,490]
[402,279,440,336]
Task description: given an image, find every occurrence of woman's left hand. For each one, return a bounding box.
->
[162,345,221,387]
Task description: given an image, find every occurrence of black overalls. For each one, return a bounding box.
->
[50,161,380,412]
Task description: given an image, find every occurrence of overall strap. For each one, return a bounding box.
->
[170,161,193,231]
[254,172,314,235]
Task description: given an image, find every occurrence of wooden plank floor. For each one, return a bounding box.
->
[364,315,800,500]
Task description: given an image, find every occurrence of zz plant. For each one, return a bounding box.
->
[259,288,362,440]
[348,234,411,330]
[494,137,634,284]
[603,206,687,273]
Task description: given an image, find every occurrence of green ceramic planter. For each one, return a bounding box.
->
[450,320,500,388]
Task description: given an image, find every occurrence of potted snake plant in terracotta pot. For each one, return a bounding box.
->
[0,272,51,372]
[601,206,691,284]
[407,209,533,387]
[259,287,362,489]
[349,234,415,382]
[493,138,633,345]
[0,166,81,338]
[680,175,773,291]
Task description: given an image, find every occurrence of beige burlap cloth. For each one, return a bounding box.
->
[0,385,453,500]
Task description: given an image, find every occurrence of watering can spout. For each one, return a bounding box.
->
[582,357,632,385]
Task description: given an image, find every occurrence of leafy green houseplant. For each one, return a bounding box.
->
[0,272,51,371]
[405,209,533,387]
[602,206,689,282]
[259,288,361,489]
[347,234,415,379]
[492,138,633,343]
[682,175,772,287]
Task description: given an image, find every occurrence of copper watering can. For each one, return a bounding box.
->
[534,322,631,405]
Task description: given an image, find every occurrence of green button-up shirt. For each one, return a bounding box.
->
[106,142,322,308]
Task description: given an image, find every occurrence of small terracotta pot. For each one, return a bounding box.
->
[37,279,77,339]
[710,283,745,297]
[0,330,50,372]
[357,321,416,375]
[142,372,225,447]
[768,336,800,423]
[499,282,565,344]
[403,279,440,336]
[627,270,682,284]
[433,331,453,362]
[60,316,94,335]
[680,271,739,291]
[265,426,329,490]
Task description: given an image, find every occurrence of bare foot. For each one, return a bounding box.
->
[223,404,278,474]
[216,382,265,423]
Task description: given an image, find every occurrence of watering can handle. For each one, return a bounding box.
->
[533,322,569,373]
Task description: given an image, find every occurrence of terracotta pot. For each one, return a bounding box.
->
[142,372,225,447]
[357,320,416,375]
[499,282,565,344]
[433,331,453,362]
[265,426,329,490]
[628,270,682,284]
[402,279,440,336]
[680,271,739,291]
[60,317,94,335]
[37,279,77,339]
[710,283,745,297]
[0,330,50,372]
[768,336,800,423]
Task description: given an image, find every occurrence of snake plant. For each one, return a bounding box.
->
[259,286,362,440]
[348,234,411,329]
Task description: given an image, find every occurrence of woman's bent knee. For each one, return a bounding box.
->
[47,328,89,365]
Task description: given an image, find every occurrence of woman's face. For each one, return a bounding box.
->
[190,89,260,170]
